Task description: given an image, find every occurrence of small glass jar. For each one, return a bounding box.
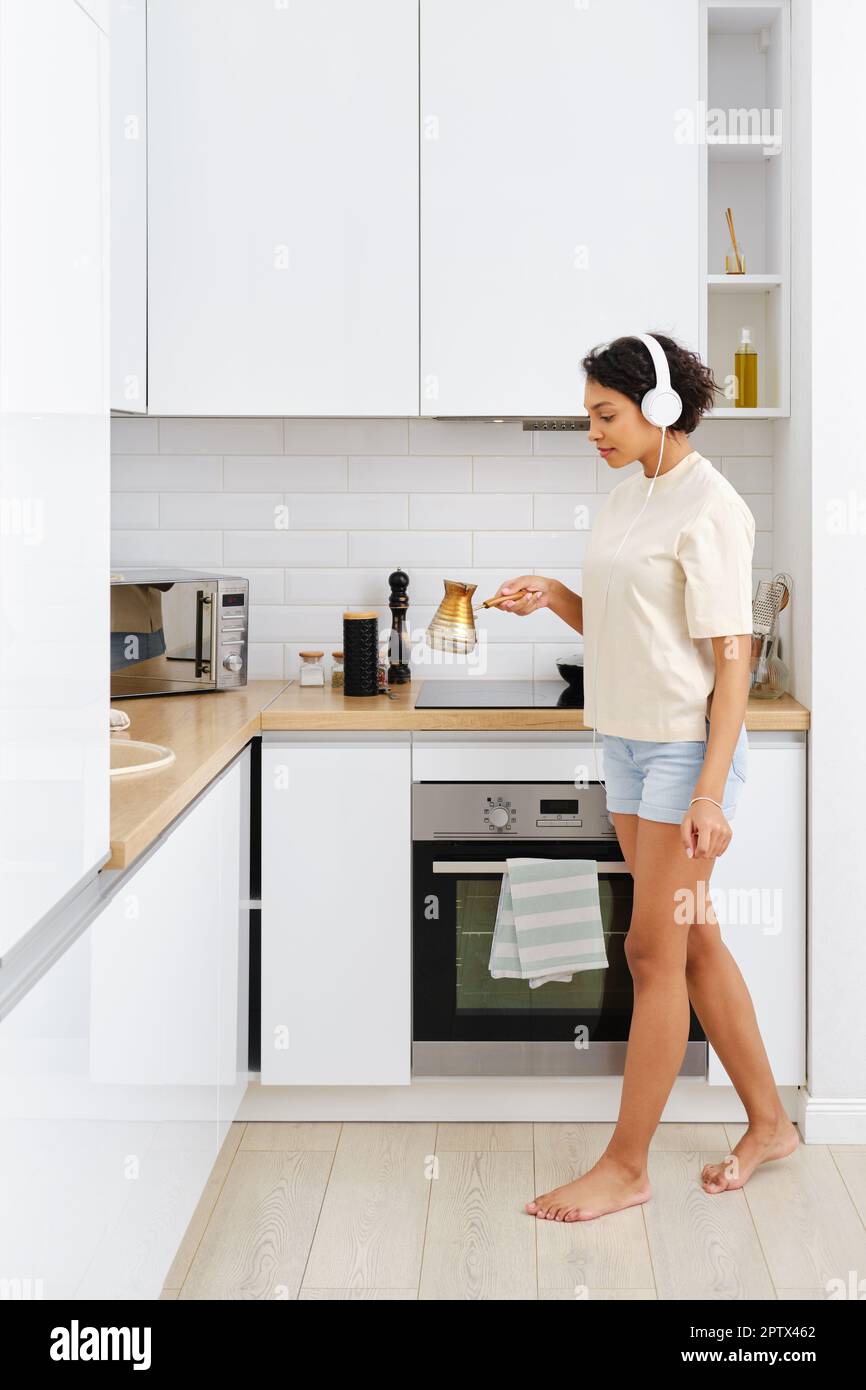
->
[725,249,746,274]
[298,650,325,686]
[377,641,388,690]
[330,650,344,689]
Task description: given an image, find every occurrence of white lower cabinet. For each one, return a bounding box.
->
[261,733,411,1086]
[0,751,249,1300]
[704,738,806,1087]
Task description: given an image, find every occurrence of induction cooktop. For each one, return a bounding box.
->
[413,679,583,709]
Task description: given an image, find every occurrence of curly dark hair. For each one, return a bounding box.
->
[580,333,720,435]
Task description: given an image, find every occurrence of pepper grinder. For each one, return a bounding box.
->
[387,567,411,684]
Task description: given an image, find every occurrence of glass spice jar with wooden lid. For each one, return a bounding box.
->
[330,650,344,689]
[298,650,325,686]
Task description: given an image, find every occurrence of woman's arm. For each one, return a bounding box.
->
[547,581,583,635]
[691,633,752,806]
[493,576,583,635]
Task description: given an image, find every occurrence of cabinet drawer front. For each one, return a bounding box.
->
[412,735,603,784]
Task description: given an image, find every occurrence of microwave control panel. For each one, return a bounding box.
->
[216,583,248,687]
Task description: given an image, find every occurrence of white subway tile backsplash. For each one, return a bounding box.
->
[160,493,284,529]
[691,418,772,455]
[349,455,471,491]
[544,568,583,593]
[247,643,285,680]
[110,493,159,528]
[113,455,223,492]
[111,530,223,567]
[595,458,643,491]
[473,531,590,568]
[753,532,772,569]
[474,455,595,491]
[158,417,284,454]
[348,531,472,568]
[722,456,774,491]
[251,605,353,643]
[282,418,408,454]
[409,493,531,529]
[286,493,408,528]
[224,456,347,491]
[224,531,348,567]
[284,568,398,605]
[111,415,775,668]
[740,493,773,530]
[532,494,606,529]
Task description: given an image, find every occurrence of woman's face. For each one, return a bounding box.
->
[584,380,666,468]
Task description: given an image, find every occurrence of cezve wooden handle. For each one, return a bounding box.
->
[482,587,530,609]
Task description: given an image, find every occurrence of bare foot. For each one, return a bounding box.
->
[525,1154,651,1222]
[701,1118,800,1193]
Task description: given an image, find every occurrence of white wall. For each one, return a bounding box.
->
[808,0,866,1122]
[111,414,777,685]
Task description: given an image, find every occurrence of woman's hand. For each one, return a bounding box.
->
[681,799,732,860]
[492,574,560,616]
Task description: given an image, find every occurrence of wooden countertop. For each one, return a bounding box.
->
[109,680,809,873]
[262,682,811,732]
[108,681,288,870]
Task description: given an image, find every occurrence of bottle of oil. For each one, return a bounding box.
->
[734,326,758,408]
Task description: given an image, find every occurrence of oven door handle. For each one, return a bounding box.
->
[431,861,630,874]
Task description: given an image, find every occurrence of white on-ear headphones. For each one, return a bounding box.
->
[637,331,683,429]
[589,333,682,798]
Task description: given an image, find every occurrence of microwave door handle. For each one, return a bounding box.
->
[195,589,212,678]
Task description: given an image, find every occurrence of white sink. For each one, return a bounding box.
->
[110,738,175,778]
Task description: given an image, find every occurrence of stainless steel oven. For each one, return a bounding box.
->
[412,781,707,1078]
[110,569,248,697]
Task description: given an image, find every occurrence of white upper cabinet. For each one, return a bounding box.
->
[110,0,147,411]
[0,0,110,956]
[146,0,419,416]
[420,0,702,417]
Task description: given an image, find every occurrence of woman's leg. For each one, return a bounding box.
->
[600,818,710,1173]
[525,815,706,1221]
[684,923,799,1191]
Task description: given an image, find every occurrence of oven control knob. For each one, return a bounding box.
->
[223,653,243,672]
[489,807,509,828]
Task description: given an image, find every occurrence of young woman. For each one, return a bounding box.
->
[494,332,799,1222]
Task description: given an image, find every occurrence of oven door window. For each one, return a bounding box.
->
[413,841,639,1044]
[456,872,630,1014]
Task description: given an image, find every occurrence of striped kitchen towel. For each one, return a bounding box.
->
[489,857,608,989]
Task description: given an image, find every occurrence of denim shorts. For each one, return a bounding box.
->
[601,716,748,825]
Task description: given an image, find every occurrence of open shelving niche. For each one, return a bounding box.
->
[700,0,790,417]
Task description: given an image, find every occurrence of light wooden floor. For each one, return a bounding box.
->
[160,1121,866,1300]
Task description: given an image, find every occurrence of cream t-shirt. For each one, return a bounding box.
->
[580,449,755,741]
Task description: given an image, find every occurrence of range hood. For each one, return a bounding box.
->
[430,416,591,430]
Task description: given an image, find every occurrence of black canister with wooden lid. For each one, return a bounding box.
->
[342,611,380,696]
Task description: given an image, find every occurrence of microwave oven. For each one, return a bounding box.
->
[110,569,249,698]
